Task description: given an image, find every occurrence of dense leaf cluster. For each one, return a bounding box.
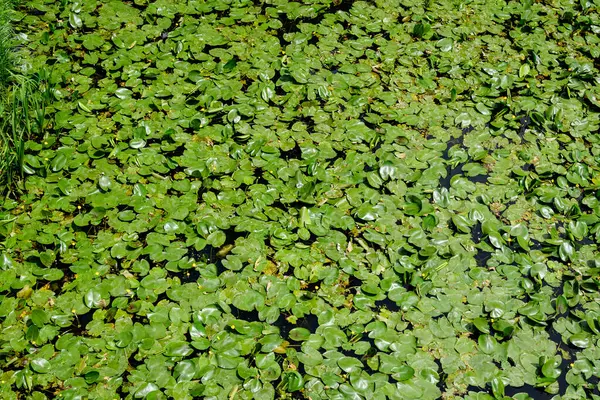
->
[1,0,600,398]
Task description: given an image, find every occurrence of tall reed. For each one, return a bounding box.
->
[0,0,53,197]
[0,0,15,87]
[0,73,54,196]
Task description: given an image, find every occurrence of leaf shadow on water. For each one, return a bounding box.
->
[466,384,555,399]
[49,308,97,351]
[546,327,578,396]
[432,358,449,395]
[471,222,483,244]
[275,313,320,343]
[374,298,400,312]
[339,346,378,374]
[229,305,260,322]
[474,250,492,268]
[517,114,536,141]
[280,143,302,160]
[503,384,555,399]
[173,268,200,284]
[71,309,95,336]
[276,0,356,47]
[186,228,247,276]
[439,125,489,188]
[577,236,596,246]
[468,356,561,400]
[128,350,145,370]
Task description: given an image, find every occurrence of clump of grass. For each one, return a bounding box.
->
[0,0,53,197]
[0,0,16,87]
[0,0,17,196]
[0,72,53,197]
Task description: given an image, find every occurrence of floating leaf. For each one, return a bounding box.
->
[473,317,490,334]
[569,333,590,348]
[478,334,497,354]
[30,358,51,374]
[115,88,132,99]
[283,371,304,392]
[84,371,100,384]
[98,175,112,191]
[491,377,505,399]
[30,309,48,328]
[289,327,311,341]
[393,365,415,381]
[164,341,193,357]
[338,357,363,373]
[84,288,101,308]
[135,383,159,398]
[541,359,561,380]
